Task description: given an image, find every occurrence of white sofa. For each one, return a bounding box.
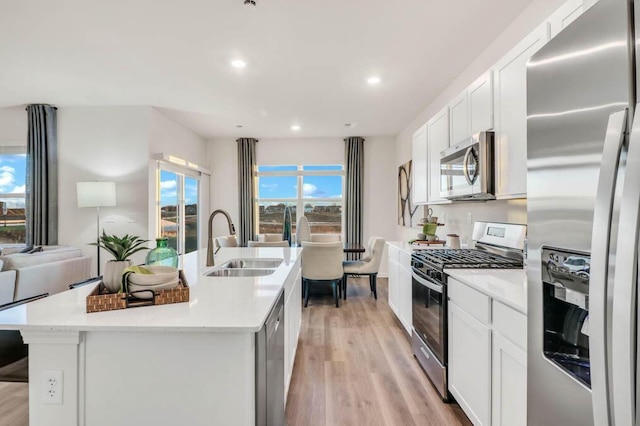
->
[0,246,91,305]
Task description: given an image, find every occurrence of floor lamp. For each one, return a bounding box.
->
[77,182,117,276]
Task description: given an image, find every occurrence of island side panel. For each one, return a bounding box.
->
[84,330,255,426]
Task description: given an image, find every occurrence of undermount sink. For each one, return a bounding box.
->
[219,258,283,269]
[206,268,276,277]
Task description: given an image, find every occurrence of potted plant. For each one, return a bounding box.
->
[91,231,149,293]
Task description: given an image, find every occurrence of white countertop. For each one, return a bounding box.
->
[445,268,528,314]
[0,247,301,333]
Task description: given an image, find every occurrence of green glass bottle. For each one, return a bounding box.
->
[145,238,179,267]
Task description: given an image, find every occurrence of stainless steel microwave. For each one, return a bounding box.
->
[439,131,495,201]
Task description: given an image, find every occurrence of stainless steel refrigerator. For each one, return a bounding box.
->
[527,0,639,424]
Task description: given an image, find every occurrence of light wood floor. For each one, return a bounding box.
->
[0,382,28,426]
[286,277,471,426]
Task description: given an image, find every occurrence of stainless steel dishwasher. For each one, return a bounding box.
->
[256,289,285,426]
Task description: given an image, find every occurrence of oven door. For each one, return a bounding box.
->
[411,269,446,364]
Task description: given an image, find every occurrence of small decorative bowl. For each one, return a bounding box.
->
[128,265,179,286]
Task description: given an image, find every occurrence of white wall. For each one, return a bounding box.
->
[395,0,566,243]
[207,136,396,273]
[0,106,27,146]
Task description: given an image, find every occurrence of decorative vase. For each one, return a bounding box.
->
[145,238,179,267]
[282,206,292,246]
[103,260,132,293]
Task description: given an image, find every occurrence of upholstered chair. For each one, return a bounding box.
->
[258,234,284,242]
[247,241,290,247]
[295,216,311,245]
[342,237,385,299]
[310,234,341,242]
[301,241,343,308]
[215,235,238,248]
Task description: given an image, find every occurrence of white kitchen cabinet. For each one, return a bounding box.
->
[469,71,494,135]
[493,23,549,199]
[492,332,527,426]
[448,301,492,426]
[284,267,302,399]
[548,0,584,39]
[449,91,469,146]
[427,107,451,204]
[412,125,428,205]
[386,244,412,335]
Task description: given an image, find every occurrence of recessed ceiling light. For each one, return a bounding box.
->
[231,59,247,69]
[291,125,301,131]
[367,76,381,85]
[236,125,243,128]
[345,122,357,128]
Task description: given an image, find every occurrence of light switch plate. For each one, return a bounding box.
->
[127,213,137,223]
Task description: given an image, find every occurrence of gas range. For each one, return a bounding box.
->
[412,248,523,271]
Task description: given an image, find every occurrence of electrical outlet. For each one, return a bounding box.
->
[42,370,63,404]
[127,213,137,223]
[467,212,473,225]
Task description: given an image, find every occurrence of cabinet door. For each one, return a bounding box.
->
[493,23,549,199]
[449,91,469,146]
[427,107,451,204]
[449,302,492,426]
[492,332,527,426]
[412,125,428,204]
[469,71,494,135]
[398,263,413,335]
[285,267,302,399]
[548,0,584,39]
[387,258,400,316]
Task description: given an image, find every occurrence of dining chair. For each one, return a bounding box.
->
[295,216,311,245]
[247,241,290,247]
[301,241,343,308]
[258,234,284,242]
[215,235,238,248]
[310,234,341,242]
[342,237,385,300]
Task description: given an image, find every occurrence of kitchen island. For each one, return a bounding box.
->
[0,247,302,426]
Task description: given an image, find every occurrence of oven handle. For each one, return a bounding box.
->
[412,269,444,293]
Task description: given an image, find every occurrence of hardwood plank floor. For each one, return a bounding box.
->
[0,382,28,426]
[286,277,471,426]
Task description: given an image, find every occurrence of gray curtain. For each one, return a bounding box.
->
[26,104,58,246]
[237,138,257,246]
[344,137,364,260]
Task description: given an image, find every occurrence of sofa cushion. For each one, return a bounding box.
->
[0,246,83,271]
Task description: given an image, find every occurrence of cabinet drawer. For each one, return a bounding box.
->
[448,278,491,325]
[493,300,527,350]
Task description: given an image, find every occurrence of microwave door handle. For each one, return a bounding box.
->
[590,108,627,426]
[462,147,474,185]
[611,107,640,426]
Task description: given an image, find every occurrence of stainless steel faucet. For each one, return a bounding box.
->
[206,209,237,266]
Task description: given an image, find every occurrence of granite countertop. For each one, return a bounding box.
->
[445,268,527,314]
[0,247,301,333]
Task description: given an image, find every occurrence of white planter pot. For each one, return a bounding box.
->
[103,260,132,293]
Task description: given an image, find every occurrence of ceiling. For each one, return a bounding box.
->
[0,0,535,139]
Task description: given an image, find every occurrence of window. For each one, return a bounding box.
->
[157,166,200,255]
[256,165,343,235]
[0,149,26,244]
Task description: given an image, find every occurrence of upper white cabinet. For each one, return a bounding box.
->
[492,23,549,199]
[412,125,428,205]
[449,91,469,146]
[449,71,494,147]
[427,107,450,204]
[548,0,584,39]
[469,71,494,135]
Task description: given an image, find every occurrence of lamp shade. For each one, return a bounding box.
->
[77,182,117,208]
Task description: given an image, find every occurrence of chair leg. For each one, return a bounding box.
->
[370,274,378,300]
[342,274,347,300]
[332,281,339,308]
[303,278,310,307]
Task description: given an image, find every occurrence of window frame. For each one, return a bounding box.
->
[0,148,27,244]
[256,164,345,236]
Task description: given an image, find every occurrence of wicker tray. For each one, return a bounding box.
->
[86,270,189,313]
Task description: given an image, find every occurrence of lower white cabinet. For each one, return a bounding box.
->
[284,267,302,399]
[386,244,412,335]
[448,277,527,426]
[448,301,492,426]
[492,332,527,426]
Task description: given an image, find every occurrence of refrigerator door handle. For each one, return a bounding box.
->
[611,107,640,426]
[590,108,628,426]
